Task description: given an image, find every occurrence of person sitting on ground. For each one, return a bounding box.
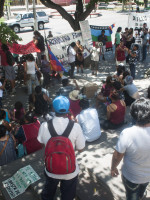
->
[15,111,43,155]
[11,101,25,125]
[0,125,17,166]
[101,76,114,97]
[122,75,140,106]
[101,89,126,130]
[32,85,51,116]
[0,75,6,109]
[69,90,81,119]
[76,98,101,142]
[56,77,79,98]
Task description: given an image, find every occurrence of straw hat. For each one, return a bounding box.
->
[69,90,80,101]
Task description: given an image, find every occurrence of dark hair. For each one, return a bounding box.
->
[0,125,7,138]
[106,76,112,85]
[113,81,122,90]
[34,30,41,37]
[67,42,76,55]
[129,28,133,34]
[70,42,76,48]
[79,99,89,110]
[77,40,81,44]
[14,101,24,120]
[102,30,105,33]
[123,71,130,80]
[125,27,128,31]
[0,110,6,120]
[35,85,42,94]
[1,44,14,66]
[41,55,45,60]
[117,65,125,76]
[27,54,35,61]
[130,97,150,126]
[117,27,122,32]
[133,44,138,50]
[147,86,150,99]
[62,79,69,87]
[25,111,37,123]
[110,90,120,100]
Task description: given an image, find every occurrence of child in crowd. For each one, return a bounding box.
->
[0,76,6,108]
[12,101,25,124]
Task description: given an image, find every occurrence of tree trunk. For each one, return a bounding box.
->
[144,0,148,8]
[40,0,96,31]
[0,0,5,18]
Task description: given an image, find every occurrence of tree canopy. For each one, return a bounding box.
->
[40,0,99,31]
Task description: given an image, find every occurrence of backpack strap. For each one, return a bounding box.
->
[48,119,74,138]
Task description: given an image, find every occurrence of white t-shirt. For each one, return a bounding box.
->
[26,61,36,75]
[116,125,150,184]
[0,82,3,97]
[76,108,101,142]
[68,46,76,63]
[37,116,85,180]
[90,47,100,61]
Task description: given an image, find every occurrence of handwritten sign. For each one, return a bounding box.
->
[2,165,40,199]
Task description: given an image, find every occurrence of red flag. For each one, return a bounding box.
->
[8,41,40,55]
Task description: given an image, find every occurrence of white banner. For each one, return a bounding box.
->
[2,165,40,199]
[128,12,150,29]
[47,30,90,67]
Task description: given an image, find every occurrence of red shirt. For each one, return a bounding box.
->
[0,50,8,66]
[69,99,81,118]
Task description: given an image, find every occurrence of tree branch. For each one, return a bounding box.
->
[40,0,76,30]
[79,1,96,21]
[0,0,5,18]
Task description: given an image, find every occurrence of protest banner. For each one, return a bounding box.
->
[128,12,150,29]
[47,30,90,67]
[90,25,113,51]
[2,165,40,199]
[79,20,93,47]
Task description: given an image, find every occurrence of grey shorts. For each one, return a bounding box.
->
[91,60,99,70]
[4,66,15,81]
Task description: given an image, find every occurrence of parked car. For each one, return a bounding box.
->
[98,2,108,9]
[107,2,116,9]
[5,11,49,33]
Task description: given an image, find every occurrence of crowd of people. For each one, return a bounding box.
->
[0,24,150,200]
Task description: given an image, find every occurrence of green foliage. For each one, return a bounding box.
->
[0,22,21,44]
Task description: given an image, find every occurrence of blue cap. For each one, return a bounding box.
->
[53,96,70,114]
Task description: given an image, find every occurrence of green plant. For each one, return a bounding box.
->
[0,23,22,44]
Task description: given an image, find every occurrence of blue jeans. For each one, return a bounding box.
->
[41,172,78,200]
[122,175,149,200]
[27,74,39,95]
[129,63,135,79]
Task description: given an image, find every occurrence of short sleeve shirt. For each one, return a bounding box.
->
[37,116,85,180]
[115,32,120,45]
[116,126,150,183]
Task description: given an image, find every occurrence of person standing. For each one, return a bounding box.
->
[98,30,107,60]
[33,31,45,68]
[111,97,150,200]
[128,44,139,79]
[115,27,122,47]
[24,54,41,95]
[37,96,85,200]
[76,40,84,74]
[141,28,149,62]
[90,42,100,76]
[67,42,77,78]
[0,44,16,93]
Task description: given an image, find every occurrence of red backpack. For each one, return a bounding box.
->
[45,119,76,175]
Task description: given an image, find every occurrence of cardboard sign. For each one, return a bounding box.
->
[2,165,40,199]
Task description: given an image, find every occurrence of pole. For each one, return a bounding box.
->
[33,0,38,31]
[25,0,29,12]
